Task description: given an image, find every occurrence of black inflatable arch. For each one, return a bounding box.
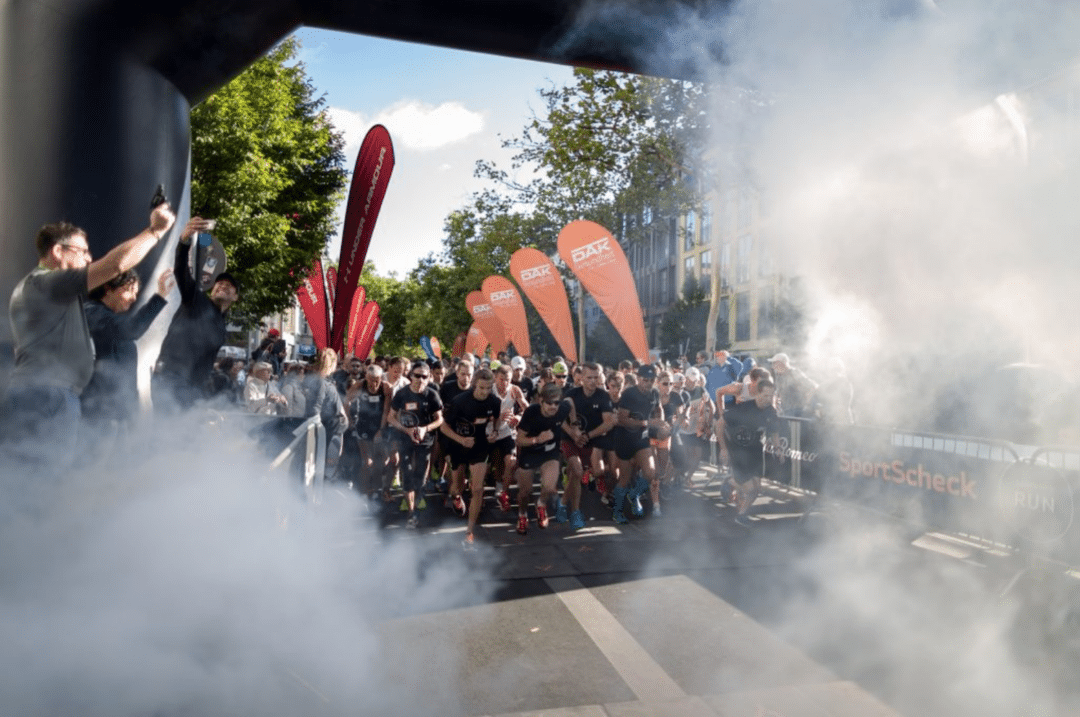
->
[0,0,731,361]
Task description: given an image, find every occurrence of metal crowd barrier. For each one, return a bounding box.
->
[266,414,326,505]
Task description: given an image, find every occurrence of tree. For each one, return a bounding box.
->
[189,37,347,326]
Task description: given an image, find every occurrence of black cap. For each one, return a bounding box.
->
[214,272,240,293]
[636,364,657,379]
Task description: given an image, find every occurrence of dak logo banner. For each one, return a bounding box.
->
[482,275,531,357]
[509,247,576,363]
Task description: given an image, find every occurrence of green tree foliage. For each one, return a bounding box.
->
[477,68,708,236]
[659,274,709,360]
[189,37,347,326]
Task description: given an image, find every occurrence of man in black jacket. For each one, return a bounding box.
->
[82,268,174,424]
[153,217,237,411]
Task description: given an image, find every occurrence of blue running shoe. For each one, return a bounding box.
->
[570,510,586,530]
[630,493,644,517]
[612,485,630,524]
[555,503,569,523]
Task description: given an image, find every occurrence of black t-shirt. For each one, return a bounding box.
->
[391,385,443,446]
[517,401,572,464]
[617,385,660,442]
[350,382,387,438]
[565,385,615,440]
[440,377,470,406]
[722,400,780,452]
[512,376,536,404]
[444,390,502,447]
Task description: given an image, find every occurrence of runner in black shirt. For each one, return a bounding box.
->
[717,379,783,526]
[388,361,443,528]
[611,364,665,524]
[435,359,474,497]
[560,362,616,529]
[347,364,391,502]
[440,368,504,548]
[514,382,573,535]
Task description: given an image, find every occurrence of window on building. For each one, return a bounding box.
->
[716,295,730,346]
[736,234,752,283]
[758,286,775,337]
[701,207,712,247]
[667,221,676,257]
[685,209,696,251]
[657,268,667,306]
[736,291,751,341]
[643,205,653,225]
[738,186,754,229]
[684,256,695,284]
[719,241,731,290]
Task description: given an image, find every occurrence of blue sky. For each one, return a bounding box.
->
[290,27,576,278]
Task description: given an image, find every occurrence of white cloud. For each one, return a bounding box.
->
[327,100,484,152]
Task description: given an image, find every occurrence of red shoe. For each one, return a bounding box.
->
[516,514,528,535]
[462,532,476,550]
[452,495,467,517]
[497,490,511,512]
[596,474,608,495]
[536,505,549,529]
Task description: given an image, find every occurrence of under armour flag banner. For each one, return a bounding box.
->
[509,248,577,363]
[430,336,443,360]
[325,265,337,319]
[332,124,394,353]
[296,258,329,350]
[557,220,649,363]
[346,285,366,356]
[482,275,532,357]
[466,290,509,355]
[353,300,381,360]
[465,323,489,357]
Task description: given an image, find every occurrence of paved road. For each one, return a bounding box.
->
[313,467,931,717]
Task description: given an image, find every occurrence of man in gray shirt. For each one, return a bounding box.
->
[3,203,176,469]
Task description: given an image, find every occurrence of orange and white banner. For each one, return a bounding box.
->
[465,323,489,357]
[509,248,577,363]
[482,275,532,357]
[429,336,443,360]
[557,220,649,363]
[466,290,509,355]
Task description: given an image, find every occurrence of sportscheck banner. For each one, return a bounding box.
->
[332,124,394,354]
[482,275,531,357]
[509,247,576,363]
[557,220,649,363]
[353,300,381,360]
[295,258,329,350]
[466,290,509,355]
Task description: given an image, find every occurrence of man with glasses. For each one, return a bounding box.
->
[388,361,443,528]
[440,367,504,548]
[514,382,574,536]
[3,204,176,468]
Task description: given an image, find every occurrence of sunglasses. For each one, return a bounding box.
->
[411,373,430,379]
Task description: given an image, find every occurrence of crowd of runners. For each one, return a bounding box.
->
[229,346,842,549]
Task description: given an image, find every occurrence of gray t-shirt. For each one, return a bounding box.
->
[9,265,95,392]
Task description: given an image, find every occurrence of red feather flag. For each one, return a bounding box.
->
[353,301,381,361]
[295,259,329,350]
[325,265,337,316]
[332,125,395,353]
[345,285,366,357]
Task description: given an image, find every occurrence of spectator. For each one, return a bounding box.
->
[153,216,237,411]
[302,348,348,474]
[252,328,284,376]
[278,362,307,418]
[2,203,175,468]
[707,350,744,411]
[82,268,175,426]
[208,358,242,404]
[244,361,287,415]
[768,353,819,418]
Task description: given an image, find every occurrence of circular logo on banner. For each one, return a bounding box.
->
[999,460,1074,544]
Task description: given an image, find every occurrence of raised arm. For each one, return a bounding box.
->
[87,203,175,291]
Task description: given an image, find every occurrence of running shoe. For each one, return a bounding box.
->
[612,506,629,525]
[652,503,662,517]
[463,533,476,550]
[537,505,549,529]
[595,474,608,495]
[630,493,644,517]
[406,513,419,529]
[555,503,568,524]
[497,490,511,513]
[452,494,467,517]
[516,514,528,535]
[569,510,586,531]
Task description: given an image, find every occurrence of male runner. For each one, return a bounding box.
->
[388,361,443,528]
[441,368,503,548]
[611,364,666,523]
[560,361,616,529]
[514,382,573,535]
[717,378,783,526]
